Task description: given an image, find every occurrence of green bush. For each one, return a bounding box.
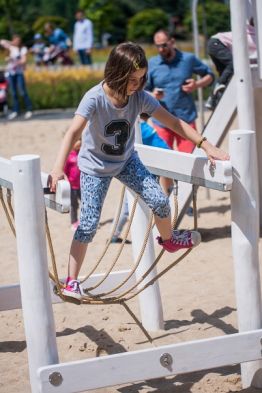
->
[127,9,169,43]
[184,2,230,38]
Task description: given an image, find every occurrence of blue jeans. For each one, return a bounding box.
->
[74,153,170,243]
[78,49,92,65]
[8,73,32,113]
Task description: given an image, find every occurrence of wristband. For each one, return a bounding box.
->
[197,136,207,149]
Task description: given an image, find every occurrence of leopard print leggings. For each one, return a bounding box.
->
[74,152,170,243]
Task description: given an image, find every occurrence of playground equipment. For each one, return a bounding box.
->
[1,0,262,391]
[0,148,235,393]
[1,127,262,392]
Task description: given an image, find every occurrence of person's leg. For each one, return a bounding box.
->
[85,53,92,65]
[70,189,79,224]
[111,191,129,240]
[78,49,85,65]
[17,73,32,111]
[8,74,19,114]
[117,153,201,252]
[116,153,172,240]
[68,173,111,280]
[159,177,174,196]
[78,50,92,65]
[207,38,233,86]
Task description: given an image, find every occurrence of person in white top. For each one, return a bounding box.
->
[73,9,93,65]
[206,18,257,110]
[0,34,32,120]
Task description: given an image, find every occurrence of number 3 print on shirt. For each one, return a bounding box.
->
[101,120,130,156]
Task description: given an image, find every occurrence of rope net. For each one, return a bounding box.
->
[0,182,199,342]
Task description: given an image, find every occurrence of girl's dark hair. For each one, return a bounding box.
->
[104,42,148,101]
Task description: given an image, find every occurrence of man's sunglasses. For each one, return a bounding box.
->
[155,42,169,49]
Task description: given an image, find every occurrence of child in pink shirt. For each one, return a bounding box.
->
[64,140,81,230]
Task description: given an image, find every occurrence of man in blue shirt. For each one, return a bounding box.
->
[146,29,214,152]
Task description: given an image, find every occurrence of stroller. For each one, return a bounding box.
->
[43,45,74,66]
[0,71,8,116]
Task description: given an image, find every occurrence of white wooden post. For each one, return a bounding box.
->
[127,190,164,331]
[192,0,204,132]
[229,130,262,388]
[230,0,256,130]
[11,155,59,393]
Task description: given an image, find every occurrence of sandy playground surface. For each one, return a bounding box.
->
[0,110,261,393]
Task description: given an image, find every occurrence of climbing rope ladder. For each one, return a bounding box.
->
[0,180,199,343]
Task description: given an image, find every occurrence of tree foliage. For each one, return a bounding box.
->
[79,0,134,43]
[127,9,169,43]
[0,0,230,47]
[33,16,69,36]
[184,1,230,38]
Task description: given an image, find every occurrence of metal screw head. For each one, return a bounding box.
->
[49,371,63,386]
[160,352,173,368]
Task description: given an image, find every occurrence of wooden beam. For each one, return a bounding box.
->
[135,144,232,191]
[0,156,70,213]
[38,329,262,392]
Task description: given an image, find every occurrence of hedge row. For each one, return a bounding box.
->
[24,66,104,110]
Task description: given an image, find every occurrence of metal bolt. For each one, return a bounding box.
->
[160,352,173,368]
[49,371,63,386]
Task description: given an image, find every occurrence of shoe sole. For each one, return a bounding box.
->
[63,288,82,300]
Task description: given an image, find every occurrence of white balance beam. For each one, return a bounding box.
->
[0,270,136,311]
[135,144,232,191]
[0,156,70,213]
[38,329,262,392]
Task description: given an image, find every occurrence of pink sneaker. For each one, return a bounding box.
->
[157,230,201,253]
[63,278,83,300]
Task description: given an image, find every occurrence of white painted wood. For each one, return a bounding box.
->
[0,284,22,311]
[230,0,256,130]
[38,329,262,393]
[192,0,204,132]
[230,130,262,388]
[41,172,70,213]
[0,156,70,213]
[11,155,59,393]
[172,76,237,226]
[135,144,233,191]
[0,270,136,311]
[127,190,164,331]
[253,84,262,226]
[0,156,12,189]
[252,65,262,227]
[255,0,262,79]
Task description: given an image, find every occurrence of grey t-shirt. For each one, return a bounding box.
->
[76,81,160,176]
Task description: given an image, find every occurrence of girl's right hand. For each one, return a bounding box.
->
[48,170,65,193]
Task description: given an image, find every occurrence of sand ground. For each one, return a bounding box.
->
[0,111,262,393]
